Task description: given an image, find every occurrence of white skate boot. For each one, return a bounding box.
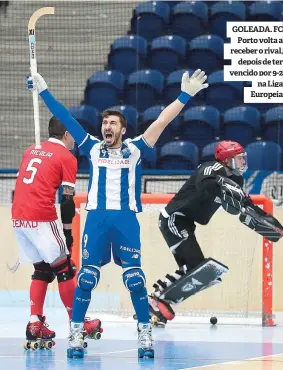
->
[137,322,154,358]
[67,322,85,358]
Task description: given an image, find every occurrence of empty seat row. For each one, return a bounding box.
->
[70,104,283,149]
[84,69,244,111]
[131,1,283,41]
[108,34,224,75]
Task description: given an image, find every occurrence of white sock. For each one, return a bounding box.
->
[71,322,84,330]
[30,315,39,323]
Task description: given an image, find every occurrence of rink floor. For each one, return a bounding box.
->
[1,308,283,370]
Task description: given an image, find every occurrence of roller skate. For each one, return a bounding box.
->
[149,295,175,328]
[137,323,154,358]
[67,322,85,358]
[82,318,103,349]
[24,316,55,350]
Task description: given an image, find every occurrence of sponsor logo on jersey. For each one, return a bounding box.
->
[131,254,139,259]
[98,157,130,168]
[13,220,38,228]
[203,163,223,176]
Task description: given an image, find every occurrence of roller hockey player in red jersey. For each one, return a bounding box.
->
[12,117,102,349]
[148,140,283,327]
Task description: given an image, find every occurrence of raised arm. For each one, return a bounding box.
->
[143,69,208,147]
[27,73,88,147]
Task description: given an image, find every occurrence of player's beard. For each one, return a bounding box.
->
[104,130,122,148]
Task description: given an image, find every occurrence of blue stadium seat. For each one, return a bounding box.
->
[164,69,195,105]
[183,106,220,148]
[131,1,170,40]
[108,35,147,76]
[263,107,283,145]
[201,141,219,162]
[171,2,208,40]
[158,141,199,170]
[141,105,181,148]
[150,35,186,75]
[246,141,281,170]
[204,70,243,111]
[69,105,100,137]
[125,69,164,111]
[188,35,224,74]
[248,1,283,21]
[85,71,125,111]
[163,1,181,9]
[223,106,260,147]
[109,105,138,139]
[210,2,246,39]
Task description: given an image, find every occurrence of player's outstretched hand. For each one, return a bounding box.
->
[181,69,209,97]
[26,73,48,94]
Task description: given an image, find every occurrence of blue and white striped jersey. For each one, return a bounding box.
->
[40,90,154,212]
[79,134,154,212]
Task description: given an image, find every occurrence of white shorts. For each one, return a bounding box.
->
[13,219,69,264]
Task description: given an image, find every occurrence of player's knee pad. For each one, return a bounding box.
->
[32,262,56,283]
[77,266,100,292]
[123,268,146,293]
[55,258,77,283]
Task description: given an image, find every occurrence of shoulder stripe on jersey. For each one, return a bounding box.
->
[130,135,142,142]
[141,135,153,148]
[130,135,153,148]
[203,163,223,176]
[78,134,89,148]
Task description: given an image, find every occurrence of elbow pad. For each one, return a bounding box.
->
[60,195,75,224]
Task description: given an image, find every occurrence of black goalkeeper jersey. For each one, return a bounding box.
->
[165,161,244,225]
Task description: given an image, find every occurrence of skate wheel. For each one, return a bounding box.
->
[138,348,154,359]
[24,341,31,350]
[52,340,56,347]
[44,341,53,350]
[94,332,101,340]
[67,348,84,358]
[30,341,39,350]
[151,315,160,327]
[151,315,158,323]
[83,342,88,349]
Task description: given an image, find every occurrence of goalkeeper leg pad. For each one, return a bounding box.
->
[155,258,228,305]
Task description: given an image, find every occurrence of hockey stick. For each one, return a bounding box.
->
[28,7,55,149]
[6,258,20,273]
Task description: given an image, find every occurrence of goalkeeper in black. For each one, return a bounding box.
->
[148,140,283,327]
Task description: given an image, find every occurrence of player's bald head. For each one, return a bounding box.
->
[48,116,67,139]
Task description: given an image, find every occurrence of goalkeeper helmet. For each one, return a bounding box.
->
[215,141,247,175]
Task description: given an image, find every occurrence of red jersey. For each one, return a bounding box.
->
[12,138,77,221]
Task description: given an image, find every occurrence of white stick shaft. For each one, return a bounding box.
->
[28,7,55,149]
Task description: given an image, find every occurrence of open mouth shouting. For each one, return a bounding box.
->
[104,132,113,145]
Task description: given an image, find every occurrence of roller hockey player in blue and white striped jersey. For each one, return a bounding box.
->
[27,69,209,358]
